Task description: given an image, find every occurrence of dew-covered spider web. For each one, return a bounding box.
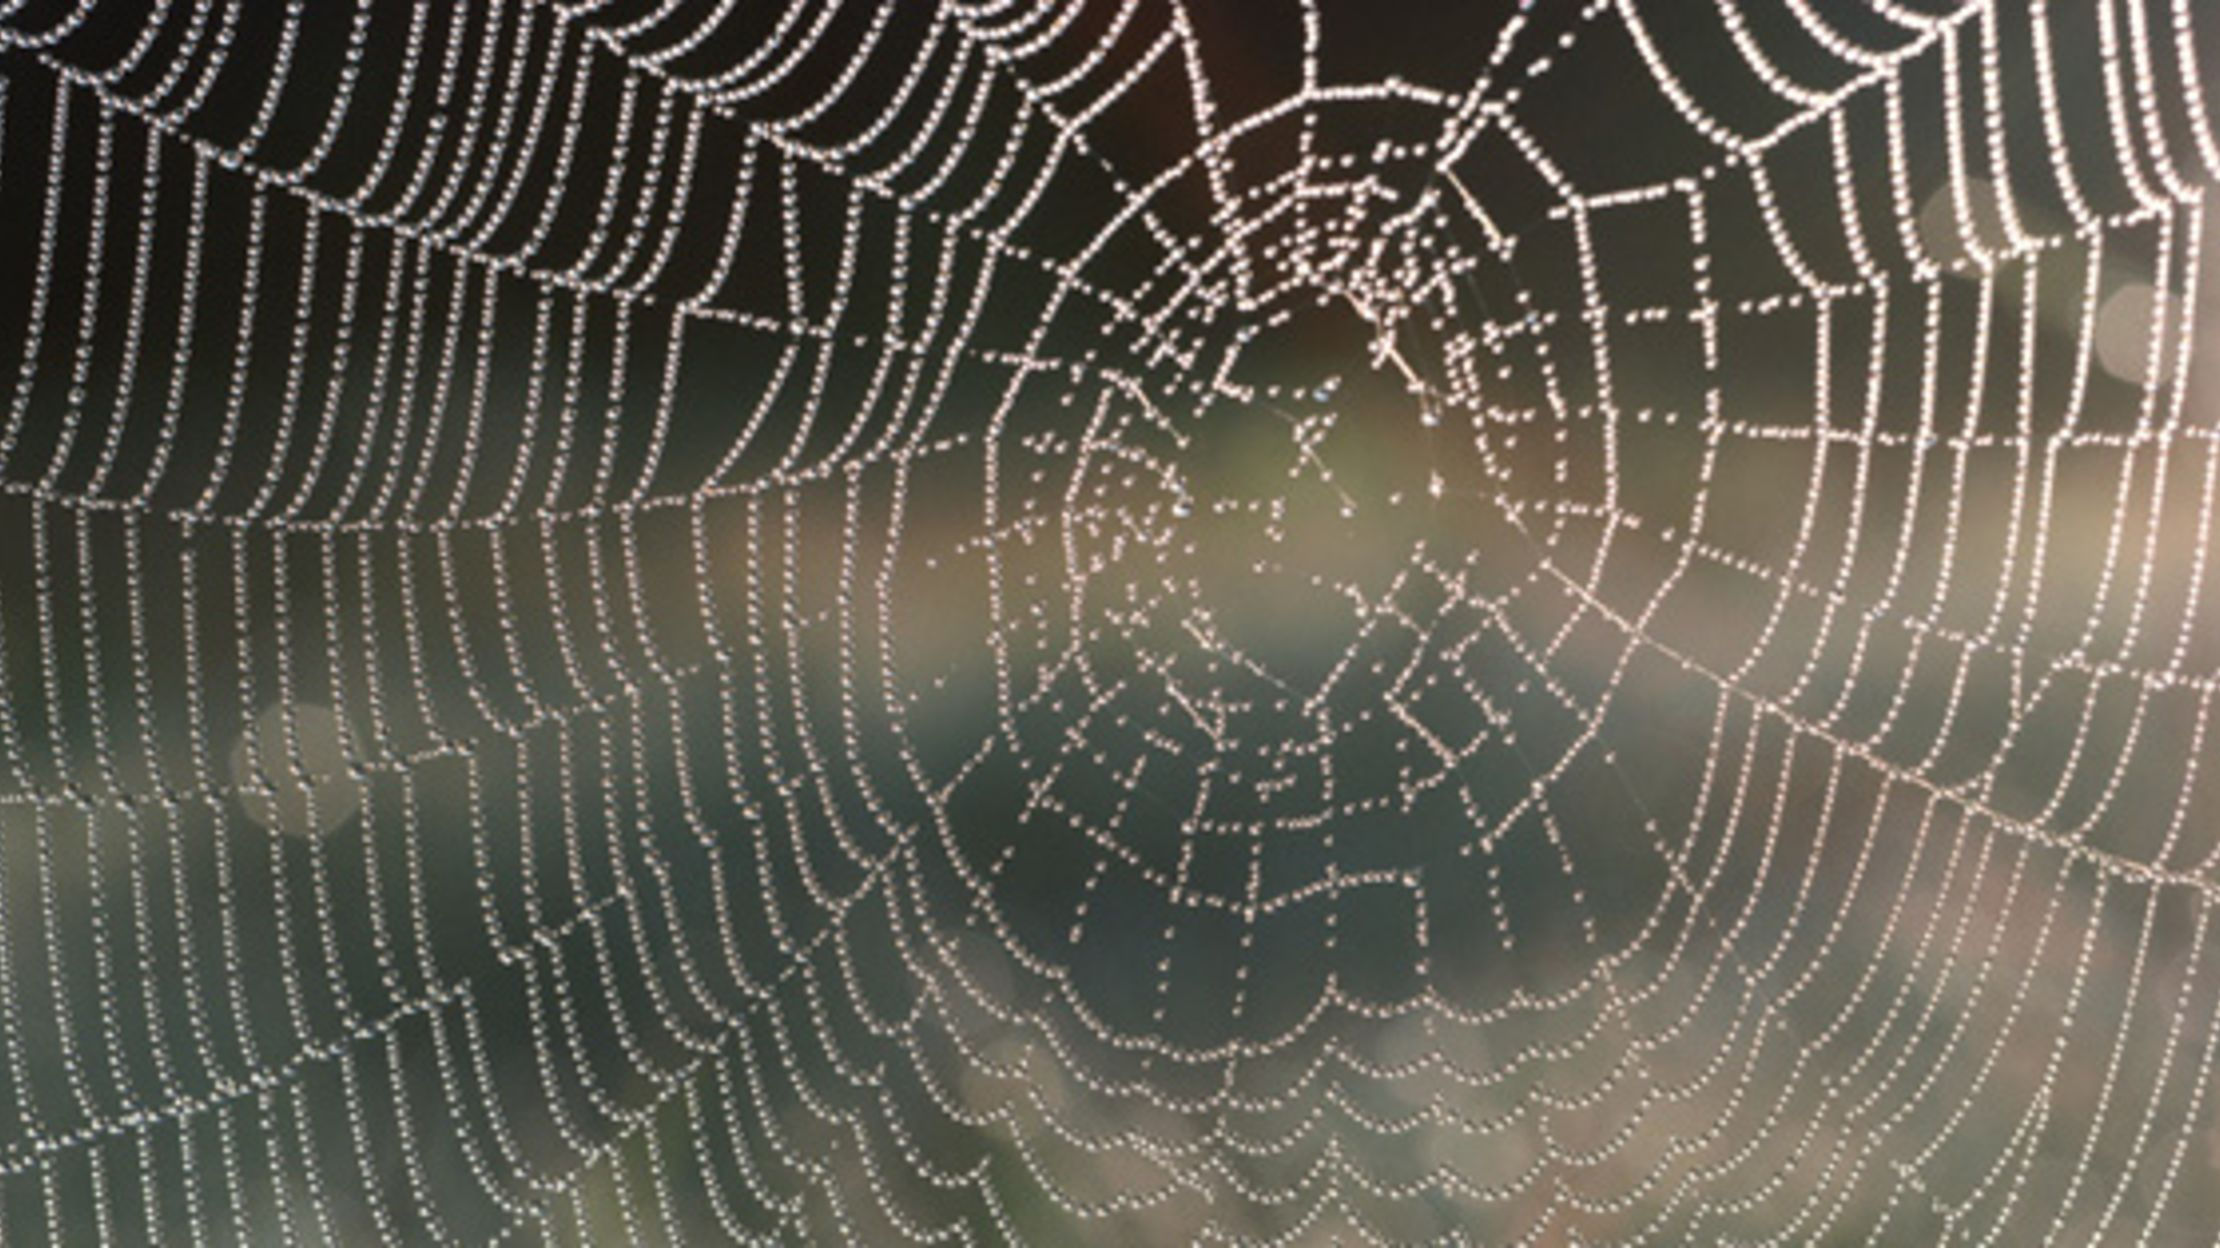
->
[0,0,2218,1242]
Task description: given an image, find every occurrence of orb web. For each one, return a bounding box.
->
[0,0,2217,1242]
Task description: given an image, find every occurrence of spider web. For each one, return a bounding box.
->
[0,0,2216,1241]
